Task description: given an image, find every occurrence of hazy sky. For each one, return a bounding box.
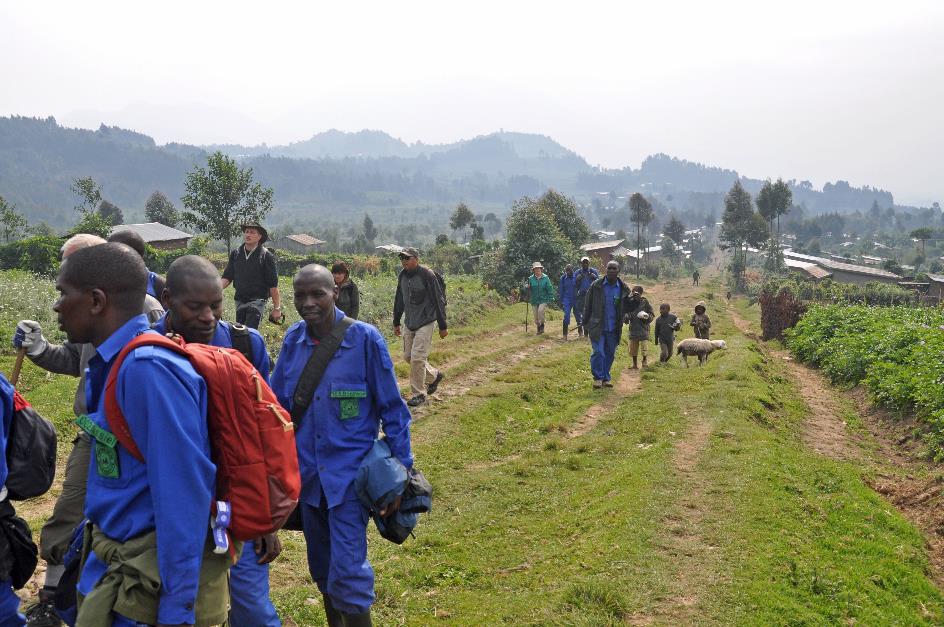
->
[2,1,942,205]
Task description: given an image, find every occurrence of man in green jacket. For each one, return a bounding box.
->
[526,262,555,334]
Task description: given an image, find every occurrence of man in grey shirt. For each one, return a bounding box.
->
[392,247,448,407]
[11,234,163,626]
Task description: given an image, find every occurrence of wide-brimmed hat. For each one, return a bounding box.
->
[398,246,420,259]
[532,261,544,270]
[240,222,269,243]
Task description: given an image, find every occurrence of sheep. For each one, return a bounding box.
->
[676,338,727,367]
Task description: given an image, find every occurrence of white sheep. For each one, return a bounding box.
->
[676,338,727,367]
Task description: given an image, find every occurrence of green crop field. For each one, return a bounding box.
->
[2,269,943,624]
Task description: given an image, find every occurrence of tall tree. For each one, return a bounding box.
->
[71,176,102,215]
[145,191,179,227]
[181,151,274,251]
[0,196,27,242]
[664,215,686,245]
[719,180,767,290]
[535,189,592,248]
[362,213,378,243]
[911,227,933,257]
[449,202,474,241]
[97,200,124,225]
[629,192,653,279]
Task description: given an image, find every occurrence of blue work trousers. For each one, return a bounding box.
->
[561,299,578,327]
[590,331,619,382]
[0,581,23,627]
[230,541,281,626]
[301,491,374,614]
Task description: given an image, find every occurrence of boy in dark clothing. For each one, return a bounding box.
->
[691,301,711,339]
[624,286,654,369]
[654,303,681,363]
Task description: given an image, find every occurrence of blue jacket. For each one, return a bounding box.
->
[78,315,214,626]
[0,374,12,489]
[574,267,599,296]
[270,308,413,509]
[354,439,431,544]
[559,273,577,303]
[152,316,271,383]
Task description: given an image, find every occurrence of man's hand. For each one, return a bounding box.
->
[14,320,47,356]
[394,325,402,337]
[379,494,403,518]
[439,329,448,339]
[253,533,282,565]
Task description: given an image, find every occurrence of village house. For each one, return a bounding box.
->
[275,233,326,254]
[110,223,192,250]
[783,250,902,286]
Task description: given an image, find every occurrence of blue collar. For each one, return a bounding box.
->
[95,314,150,363]
[296,307,346,346]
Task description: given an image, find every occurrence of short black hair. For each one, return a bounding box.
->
[632,285,644,293]
[330,261,349,276]
[107,230,147,258]
[60,243,147,314]
[166,255,221,294]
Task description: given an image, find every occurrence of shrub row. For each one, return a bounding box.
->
[785,304,944,457]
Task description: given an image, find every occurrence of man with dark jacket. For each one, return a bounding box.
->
[624,286,655,369]
[222,222,282,329]
[573,257,599,338]
[582,260,629,388]
[393,248,447,407]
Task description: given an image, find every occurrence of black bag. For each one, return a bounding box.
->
[0,500,38,589]
[282,316,356,532]
[6,390,56,501]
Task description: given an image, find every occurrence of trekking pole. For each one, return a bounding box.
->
[10,348,25,387]
[524,299,529,333]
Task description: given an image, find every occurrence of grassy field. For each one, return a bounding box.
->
[2,269,943,624]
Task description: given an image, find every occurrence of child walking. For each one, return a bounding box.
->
[654,303,682,363]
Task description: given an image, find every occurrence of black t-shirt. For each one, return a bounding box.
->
[222,245,279,302]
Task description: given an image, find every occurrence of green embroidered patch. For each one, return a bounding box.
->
[330,390,368,399]
[95,440,120,479]
[339,398,360,419]
[75,414,117,448]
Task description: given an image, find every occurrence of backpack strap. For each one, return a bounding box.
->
[229,323,254,363]
[103,333,189,462]
[290,317,356,426]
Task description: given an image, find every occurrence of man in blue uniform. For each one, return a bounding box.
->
[153,255,281,627]
[0,374,26,627]
[573,256,599,338]
[582,260,629,388]
[55,243,229,627]
[271,264,413,627]
[559,264,577,340]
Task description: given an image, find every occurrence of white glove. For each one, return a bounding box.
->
[14,320,48,357]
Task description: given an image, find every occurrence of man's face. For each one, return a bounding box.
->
[53,273,95,344]
[243,228,262,247]
[606,264,619,281]
[294,273,338,327]
[581,260,590,270]
[165,275,223,344]
[400,255,419,271]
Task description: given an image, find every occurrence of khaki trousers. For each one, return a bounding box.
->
[629,338,649,358]
[533,303,547,327]
[403,321,439,397]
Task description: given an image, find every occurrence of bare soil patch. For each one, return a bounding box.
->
[565,367,642,439]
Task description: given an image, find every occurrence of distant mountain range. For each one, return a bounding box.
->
[0,115,896,230]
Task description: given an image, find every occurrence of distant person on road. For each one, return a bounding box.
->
[526,262,554,335]
[393,247,447,407]
[12,234,163,627]
[271,264,414,627]
[624,286,654,369]
[654,303,682,363]
[222,222,282,330]
[573,256,599,338]
[558,264,577,340]
[691,300,712,339]
[332,261,360,320]
[107,229,166,299]
[583,260,629,388]
[692,269,700,286]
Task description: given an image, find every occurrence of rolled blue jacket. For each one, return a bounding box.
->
[0,374,12,487]
[78,315,215,626]
[270,308,413,509]
[354,439,407,512]
[559,273,577,303]
[574,267,599,296]
[152,315,271,383]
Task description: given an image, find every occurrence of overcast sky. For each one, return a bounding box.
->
[2,1,941,205]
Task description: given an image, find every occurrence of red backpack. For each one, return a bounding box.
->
[103,333,301,541]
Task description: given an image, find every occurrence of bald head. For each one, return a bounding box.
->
[166,255,221,294]
[61,233,106,258]
[294,264,334,290]
[59,243,147,315]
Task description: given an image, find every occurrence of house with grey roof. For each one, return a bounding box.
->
[110,223,192,250]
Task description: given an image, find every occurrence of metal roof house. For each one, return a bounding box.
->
[783,250,902,286]
[579,239,626,264]
[784,258,832,282]
[110,223,192,250]
[927,274,944,303]
[275,233,326,254]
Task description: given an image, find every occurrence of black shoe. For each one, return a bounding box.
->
[407,394,426,407]
[427,372,443,395]
[25,600,61,627]
[341,610,373,627]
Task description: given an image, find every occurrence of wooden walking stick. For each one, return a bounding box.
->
[10,347,26,387]
[524,300,529,333]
